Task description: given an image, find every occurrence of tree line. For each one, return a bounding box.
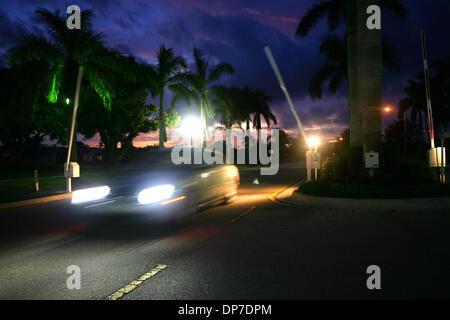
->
[0,8,277,165]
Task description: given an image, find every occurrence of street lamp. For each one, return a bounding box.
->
[307,136,320,151]
[181,116,202,146]
[65,66,83,193]
[306,136,321,181]
[66,98,70,105]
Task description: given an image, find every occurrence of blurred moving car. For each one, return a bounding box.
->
[70,163,240,222]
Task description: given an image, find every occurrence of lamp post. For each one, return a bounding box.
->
[306,136,321,181]
[65,66,83,193]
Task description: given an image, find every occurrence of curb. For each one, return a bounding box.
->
[0,193,73,211]
[286,191,450,213]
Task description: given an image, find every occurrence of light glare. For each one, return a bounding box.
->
[181,117,202,137]
[307,136,320,149]
[72,186,110,204]
[138,184,175,205]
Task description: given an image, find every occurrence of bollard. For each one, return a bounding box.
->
[34,169,39,192]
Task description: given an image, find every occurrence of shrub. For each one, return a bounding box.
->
[348,146,363,180]
[319,143,435,185]
[320,154,348,182]
[392,158,435,185]
[382,144,401,174]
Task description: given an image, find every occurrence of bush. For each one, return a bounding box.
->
[348,146,363,180]
[320,154,348,182]
[391,158,435,185]
[319,139,437,186]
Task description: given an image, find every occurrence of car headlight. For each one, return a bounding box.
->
[138,184,175,205]
[72,186,111,204]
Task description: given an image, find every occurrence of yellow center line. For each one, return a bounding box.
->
[230,206,257,223]
[106,264,167,300]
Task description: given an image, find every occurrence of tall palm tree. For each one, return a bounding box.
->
[430,56,450,135]
[7,8,127,161]
[250,89,276,161]
[146,44,188,149]
[399,73,427,154]
[211,85,237,130]
[233,86,255,131]
[296,0,407,153]
[399,61,450,154]
[251,89,277,135]
[356,0,383,155]
[172,48,234,147]
[309,34,400,101]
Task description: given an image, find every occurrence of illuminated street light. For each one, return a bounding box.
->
[306,136,321,181]
[384,106,392,113]
[181,116,202,146]
[307,136,320,151]
[66,98,70,105]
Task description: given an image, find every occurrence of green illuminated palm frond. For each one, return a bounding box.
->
[7,8,121,110]
[46,64,65,103]
[84,64,113,110]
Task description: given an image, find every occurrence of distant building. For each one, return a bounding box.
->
[82,148,104,163]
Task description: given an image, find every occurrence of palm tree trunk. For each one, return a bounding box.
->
[356,0,383,157]
[159,93,165,149]
[200,97,207,148]
[346,0,362,148]
[418,111,423,155]
[67,66,83,166]
[225,119,231,155]
[70,122,77,162]
[256,127,260,164]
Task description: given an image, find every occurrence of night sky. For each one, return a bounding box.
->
[1,0,450,147]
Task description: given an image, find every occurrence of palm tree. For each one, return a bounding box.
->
[211,85,237,130]
[399,61,450,154]
[399,73,427,154]
[251,89,277,135]
[232,86,255,131]
[309,34,399,101]
[146,44,188,149]
[430,56,450,135]
[296,0,407,153]
[250,89,276,161]
[172,48,234,147]
[7,8,126,161]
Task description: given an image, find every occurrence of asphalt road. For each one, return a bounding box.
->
[0,164,450,300]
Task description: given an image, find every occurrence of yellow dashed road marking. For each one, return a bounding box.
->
[268,178,304,207]
[268,178,343,211]
[230,206,257,223]
[106,264,167,300]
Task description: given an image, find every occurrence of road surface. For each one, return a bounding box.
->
[0,164,449,300]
